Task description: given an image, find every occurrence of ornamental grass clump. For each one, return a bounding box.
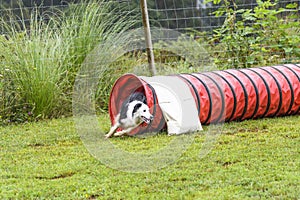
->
[0,0,139,124]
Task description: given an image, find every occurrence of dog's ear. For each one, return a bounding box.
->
[136,93,146,104]
[141,95,147,104]
[132,103,142,117]
[130,92,147,104]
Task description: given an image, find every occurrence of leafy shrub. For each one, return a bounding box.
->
[207,0,300,69]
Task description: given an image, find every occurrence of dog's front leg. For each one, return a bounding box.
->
[105,115,121,138]
[107,125,118,137]
[105,122,120,138]
[114,126,136,137]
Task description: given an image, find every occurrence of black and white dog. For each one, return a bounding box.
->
[105,92,153,138]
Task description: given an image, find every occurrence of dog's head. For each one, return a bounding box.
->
[132,101,153,124]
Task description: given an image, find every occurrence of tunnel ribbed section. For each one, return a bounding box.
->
[109,64,300,135]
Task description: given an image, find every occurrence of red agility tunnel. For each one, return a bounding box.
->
[109,64,300,135]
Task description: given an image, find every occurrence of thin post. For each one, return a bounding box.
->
[140,0,156,76]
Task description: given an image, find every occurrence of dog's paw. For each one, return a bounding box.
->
[104,134,112,139]
[113,131,125,137]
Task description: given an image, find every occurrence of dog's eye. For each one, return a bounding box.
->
[143,109,146,112]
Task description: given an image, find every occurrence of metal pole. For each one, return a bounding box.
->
[140,0,156,76]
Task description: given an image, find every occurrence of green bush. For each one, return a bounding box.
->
[207,0,300,69]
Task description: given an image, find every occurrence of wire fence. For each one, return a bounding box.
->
[146,0,300,69]
[0,0,299,122]
[2,1,298,31]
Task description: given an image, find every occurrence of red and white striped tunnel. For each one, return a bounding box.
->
[109,64,300,135]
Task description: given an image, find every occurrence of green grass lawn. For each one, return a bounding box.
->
[1,114,299,199]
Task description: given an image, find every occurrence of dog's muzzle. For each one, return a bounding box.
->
[141,115,153,124]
